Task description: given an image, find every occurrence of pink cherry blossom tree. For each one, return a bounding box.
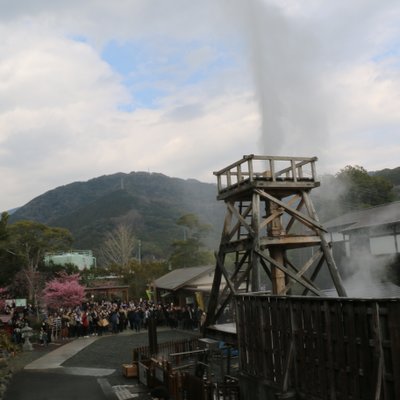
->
[42,273,85,310]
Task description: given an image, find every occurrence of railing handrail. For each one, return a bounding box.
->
[213,155,318,193]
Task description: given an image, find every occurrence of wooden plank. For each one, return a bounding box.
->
[281,301,295,393]
[355,301,373,399]
[333,301,347,400]
[269,159,276,182]
[291,160,297,182]
[294,302,307,393]
[387,301,400,399]
[270,297,283,384]
[276,298,289,387]
[324,301,336,400]
[264,297,274,381]
[303,301,314,396]
[342,301,359,399]
[313,300,328,399]
[371,302,384,400]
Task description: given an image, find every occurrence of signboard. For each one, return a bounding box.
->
[5,299,27,308]
[15,299,27,307]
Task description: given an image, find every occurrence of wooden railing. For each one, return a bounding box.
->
[236,294,400,400]
[213,155,318,193]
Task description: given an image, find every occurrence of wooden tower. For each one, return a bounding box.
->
[205,155,346,328]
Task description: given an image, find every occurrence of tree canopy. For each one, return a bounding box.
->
[336,165,394,211]
[5,220,73,303]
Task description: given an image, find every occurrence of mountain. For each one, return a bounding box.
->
[371,167,400,198]
[10,172,226,260]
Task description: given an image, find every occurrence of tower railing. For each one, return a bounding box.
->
[214,155,318,194]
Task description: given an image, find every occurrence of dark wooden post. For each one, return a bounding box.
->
[148,315,158,355]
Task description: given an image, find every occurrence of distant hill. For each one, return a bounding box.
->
[10,165,400,263]
[10,172,226,261]
[370,166,400,198]
[371,166,400,185]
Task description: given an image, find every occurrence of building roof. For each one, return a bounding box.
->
[323,201,400,232]
[323,281,400,298]
[154,265,214,291]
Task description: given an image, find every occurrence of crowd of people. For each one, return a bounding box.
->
[3,299,207,346]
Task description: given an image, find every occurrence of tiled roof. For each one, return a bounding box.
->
[323,201,400,232]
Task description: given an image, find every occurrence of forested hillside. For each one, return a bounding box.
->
[9,165,400,262]
[10,172,225,260]
[371,167,400,198]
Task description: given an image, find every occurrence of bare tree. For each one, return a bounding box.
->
[101,224,136,269]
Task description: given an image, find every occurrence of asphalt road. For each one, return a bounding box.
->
[4,328,198,400]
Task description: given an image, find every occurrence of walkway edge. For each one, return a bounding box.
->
[24,337,99,370]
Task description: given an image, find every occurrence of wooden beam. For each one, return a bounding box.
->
[283,255,321,293]
[280,249,323,295]
[259,208,284,231]
[227,202,254,237]
[215,251,236,295]
[259,257,272,281]
[302,191,347,297]
[255,249,323,296]
[255,189,326,232]
[227,202,252,241]
[285,197,305,233]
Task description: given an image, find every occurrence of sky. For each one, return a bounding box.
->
[1,0,400,211]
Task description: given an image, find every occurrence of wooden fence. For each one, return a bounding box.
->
[236,295,400,400]
[133,338,240,400]
[133,337,200,363]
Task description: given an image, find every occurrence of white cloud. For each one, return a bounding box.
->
[1,0,400,211]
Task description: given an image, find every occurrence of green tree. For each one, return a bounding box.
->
[169,214,214,268]
[127,259,169,299]
[7,221,73,305]
[0,212,17,286]
[336,165,394,211]
[0,212,9,243]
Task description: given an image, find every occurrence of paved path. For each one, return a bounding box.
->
[4,328,199,400]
